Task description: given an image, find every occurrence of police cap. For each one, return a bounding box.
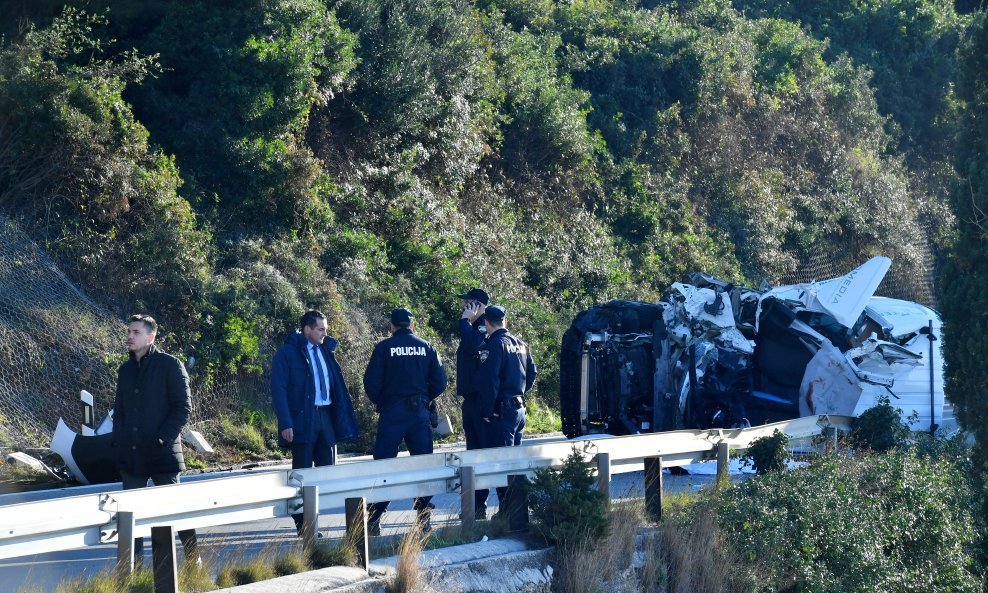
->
[391,307,414,326]
[485,305,506,322]
[456,287,489,305]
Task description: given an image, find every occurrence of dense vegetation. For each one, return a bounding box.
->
[1,0,985,459]
[703,446,981,592]
[662,406,984,593]
[942,9,988,519]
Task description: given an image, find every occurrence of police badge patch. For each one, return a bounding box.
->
[478,350,490,363]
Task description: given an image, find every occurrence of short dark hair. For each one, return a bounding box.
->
[128,314,157,334]
[485,316,504,329]
[300,310,326,330]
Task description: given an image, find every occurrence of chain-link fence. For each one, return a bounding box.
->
[0,216,271,452]
[778,234,939,309]
[0,216,122,449]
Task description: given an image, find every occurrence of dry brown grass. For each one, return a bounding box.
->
[607,500,644,571]
[552,499,646,593]
[386,525,431,593]
[659,508,754,593]
[550,493,760,593]
[638,536,665,593]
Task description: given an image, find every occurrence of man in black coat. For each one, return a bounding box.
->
[455,287,491,517]
[113,314,198,565]
[363,308,448,534]
[474,305,537,514]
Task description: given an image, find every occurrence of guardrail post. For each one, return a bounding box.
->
[345,497,369,571]
[716,442,730,486]
[505,474,530,532]
[150,526,179,593]
[644,456,663,521]
[596,452,611,506]
[302,485,319,552]
[824,426,838,452]
[116,511,136,575]
[460,466,476,536]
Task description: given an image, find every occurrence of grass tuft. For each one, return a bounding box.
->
[217,416,267,458]
[552,498,647,593]
[606,500,643,571]
[386,526,430,593]
[180,557,218,592]
[659,505,751,593]
[216,554,276,588]
[638,536,665,593]
[310,537,359,569]
[273,546,311,576]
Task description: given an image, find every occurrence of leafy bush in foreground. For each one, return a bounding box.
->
[707,449,981,593]
[529,447,608,549]
[743,429,790,475]
[850,394,914,452]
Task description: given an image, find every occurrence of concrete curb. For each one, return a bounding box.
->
[214,537,554,593]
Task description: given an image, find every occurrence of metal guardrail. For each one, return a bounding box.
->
[0,414,852,561]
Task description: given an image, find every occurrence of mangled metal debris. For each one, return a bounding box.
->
[50,390,214,484]
[560,257,953,438]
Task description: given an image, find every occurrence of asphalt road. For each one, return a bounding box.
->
[0,441,722,593]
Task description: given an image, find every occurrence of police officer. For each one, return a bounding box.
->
[455,287,491,517]
[363,308,448,535]
[474,305,537,514]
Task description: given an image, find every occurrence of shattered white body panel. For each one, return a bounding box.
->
[761,256,891,329]
[798,340,888,417]
[671,282,754,353]
[767,260,945,433]
[862,297,948,432]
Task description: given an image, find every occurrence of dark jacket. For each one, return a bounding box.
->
[474,328,538,418]
[455,316,486,397]
[113,345,191,475]
[271,331,359,448]
[363,328,447,410]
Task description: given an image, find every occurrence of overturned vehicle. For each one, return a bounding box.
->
[559,257,953,438]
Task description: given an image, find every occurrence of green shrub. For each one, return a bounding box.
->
[0,7,214,357]
[529,447,608,548]
[743,429,790,475]
[708,449,981,593]
[121,0,357,231]
[851,395,913,452]
[524,395,562,434]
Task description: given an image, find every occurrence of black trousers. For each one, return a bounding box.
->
[290,405,337,530]
[120,470,199,562]
[367,401,434,525]
[462,397,492,513]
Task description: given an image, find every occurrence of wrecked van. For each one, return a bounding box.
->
[559,257,953,438]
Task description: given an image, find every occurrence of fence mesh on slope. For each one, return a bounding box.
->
[0,216,268,452]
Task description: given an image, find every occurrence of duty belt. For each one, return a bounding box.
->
[499,395,525,409]
[405,397,427,411]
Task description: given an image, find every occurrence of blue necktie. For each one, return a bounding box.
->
[312,345,328,405]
